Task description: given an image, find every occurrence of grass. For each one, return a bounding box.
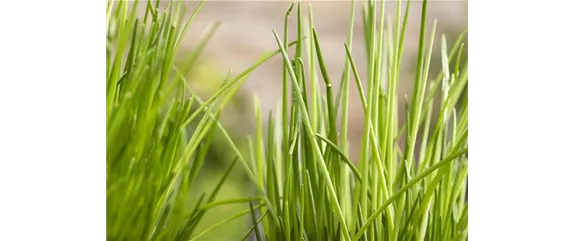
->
[106,0,468,240]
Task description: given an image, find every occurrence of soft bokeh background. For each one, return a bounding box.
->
[142,1,467,240]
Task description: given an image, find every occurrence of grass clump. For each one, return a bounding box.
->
[106,0,289,239]
[243,1,468,240]
[106,0,218,239]
[106,0,468,240]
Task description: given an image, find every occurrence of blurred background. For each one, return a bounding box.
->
[141,1,467,240]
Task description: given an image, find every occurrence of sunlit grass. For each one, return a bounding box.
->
[106,0,468,240]
[242,1,468,240]
[106,0,291,239]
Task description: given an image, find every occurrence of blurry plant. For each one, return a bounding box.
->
[106,0,290,239]
[180,59,253,170]
[107,0,223,238]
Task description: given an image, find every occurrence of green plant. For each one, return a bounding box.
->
[106,0,292,239]
[106,0,468,240]
[239,1,468,240]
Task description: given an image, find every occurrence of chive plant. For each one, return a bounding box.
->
[106,0,468,240]
[241,0,468,241]
[107,0,297,240]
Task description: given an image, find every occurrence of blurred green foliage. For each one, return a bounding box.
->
[178,60,254,240]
